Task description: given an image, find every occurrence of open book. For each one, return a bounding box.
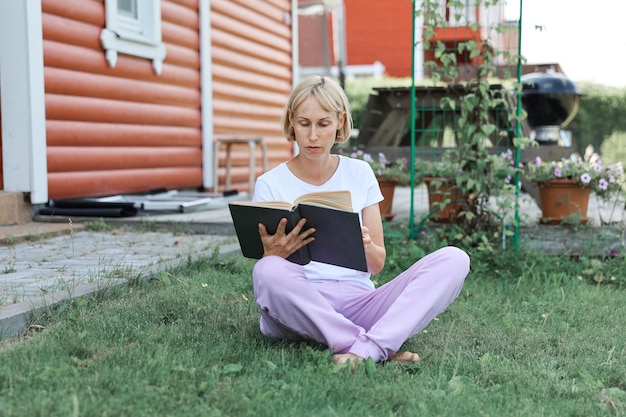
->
[228,190,367,272]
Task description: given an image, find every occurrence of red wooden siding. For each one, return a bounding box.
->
[211,0,293,192]
[42,0,293,199]
[43,0,203,200]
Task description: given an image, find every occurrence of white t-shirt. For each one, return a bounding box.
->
[252,155,383,289]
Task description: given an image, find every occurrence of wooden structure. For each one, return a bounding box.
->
[213,137,268,195]
[355,85,576,204]
[357,85,524,153]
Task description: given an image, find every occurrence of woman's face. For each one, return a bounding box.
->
[289,95,344,161]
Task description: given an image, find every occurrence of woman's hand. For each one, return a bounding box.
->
[258,218,315,259]
[361,205,386,275]
[361,225,374,250]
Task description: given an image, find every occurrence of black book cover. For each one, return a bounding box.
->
[228,203,367,272]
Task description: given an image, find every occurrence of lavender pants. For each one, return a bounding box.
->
[252,246,470,362]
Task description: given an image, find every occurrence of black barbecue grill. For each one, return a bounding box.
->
[521,72,582,144]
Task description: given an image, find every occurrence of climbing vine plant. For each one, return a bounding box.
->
[414,0,528,251]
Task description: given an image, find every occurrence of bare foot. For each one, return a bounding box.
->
[332,353,364,370]
[389,351,420,363]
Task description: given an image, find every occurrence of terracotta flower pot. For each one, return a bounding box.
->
[377,178,399,221]
[538,179,591,224]
[424,177,465,223]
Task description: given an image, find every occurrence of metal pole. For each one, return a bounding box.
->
[514,0,523,251]
[409,0,418,238]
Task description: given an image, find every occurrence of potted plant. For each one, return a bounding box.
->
[415,149,518,223]
[524,146,625,224]
[414,151,464,222]
[345,149,411,220]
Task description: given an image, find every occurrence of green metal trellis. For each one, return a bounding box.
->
[408,0,524,250]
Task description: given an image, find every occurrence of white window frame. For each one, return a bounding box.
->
[100,0,166,75]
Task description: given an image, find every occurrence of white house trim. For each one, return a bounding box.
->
[291,0,299,155]
[291,0,299,85]
[299,61,386,80]
[100,0,166,75]
[199,0,215,190]
[0,0,48,203]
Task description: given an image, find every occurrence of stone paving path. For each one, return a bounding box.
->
[0,228,238,339]
[0,230,236,306]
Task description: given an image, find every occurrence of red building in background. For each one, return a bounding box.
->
[343,0,414,77]
[297,0,516,80]
[298,0,413,78]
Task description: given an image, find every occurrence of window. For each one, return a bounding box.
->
[116,0,141,34]
[100,0,166,74]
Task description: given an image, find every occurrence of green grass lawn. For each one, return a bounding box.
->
[1,244,625,416]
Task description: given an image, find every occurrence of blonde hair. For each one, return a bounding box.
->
[281,75,353,143]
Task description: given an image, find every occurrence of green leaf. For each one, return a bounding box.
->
[159,271,172,287]
[221,363,243,374]
[482,124,496,136]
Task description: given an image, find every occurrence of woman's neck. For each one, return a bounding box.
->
[287,154,339,186]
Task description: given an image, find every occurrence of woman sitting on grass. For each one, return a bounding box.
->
[251,75,470,366]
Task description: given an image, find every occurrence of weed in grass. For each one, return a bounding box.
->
[1,246,17,274]
[116,219,193,236]
[167,221,193,236]
[84,219,112,232]
[23,233,53,242]
[137,219,160,233]
[1,234,17,246]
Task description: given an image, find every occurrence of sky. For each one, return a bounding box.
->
[506,0,626,88]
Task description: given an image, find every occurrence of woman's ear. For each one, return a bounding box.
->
[337,111,346,129]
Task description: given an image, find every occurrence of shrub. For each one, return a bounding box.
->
[572,83,626,153]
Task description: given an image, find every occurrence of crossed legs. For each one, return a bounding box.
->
[253,246,470,363]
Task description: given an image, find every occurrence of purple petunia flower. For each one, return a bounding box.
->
[534,156,542,166]
[554,168,562,178]
[599,178,608,190]
[580,173,591,184]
